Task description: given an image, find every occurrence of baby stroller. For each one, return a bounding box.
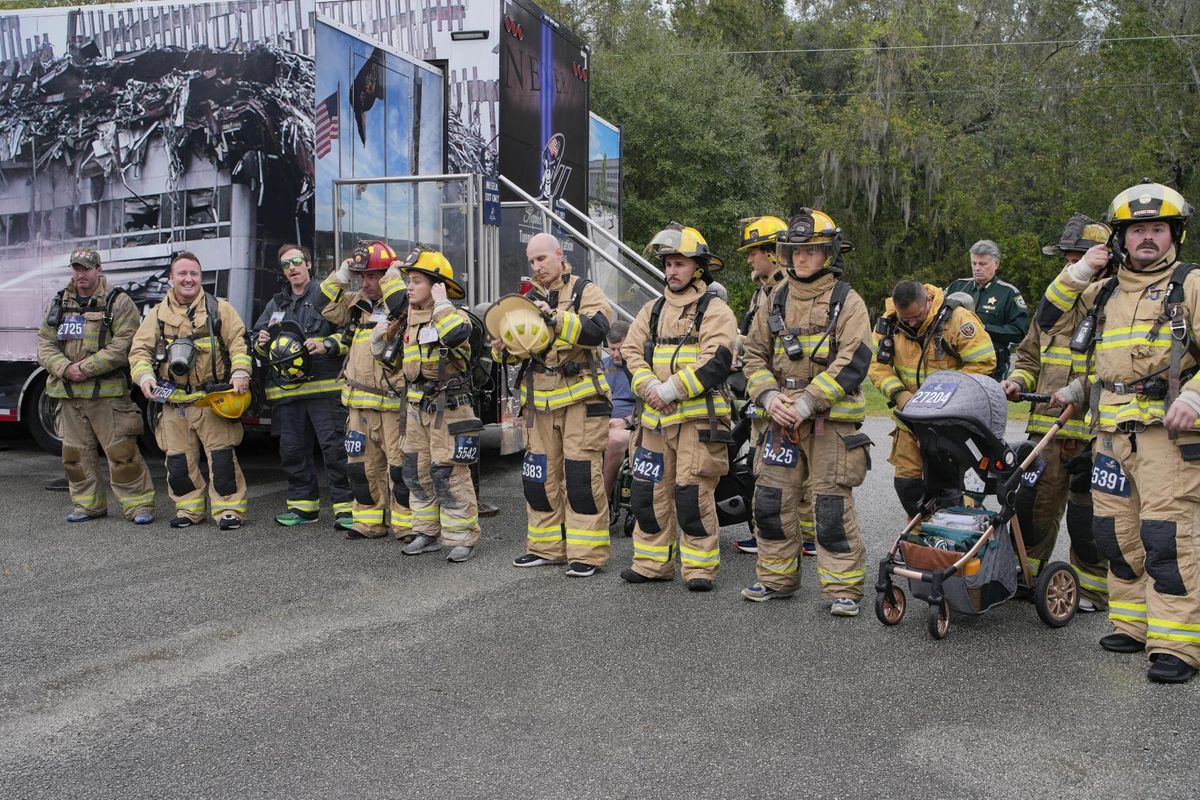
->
[609,399,756,536]
[873,370,1080,639]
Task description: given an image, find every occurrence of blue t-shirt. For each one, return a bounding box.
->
[603,353,636,419]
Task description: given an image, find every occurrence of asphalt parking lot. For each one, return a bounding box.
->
[1,417,1196,799]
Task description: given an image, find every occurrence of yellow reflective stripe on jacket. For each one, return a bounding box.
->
[876,374,904,399]
[1095,397,1200,431]
[772,334,830,362]
[47,380,130,399]
[435,314,467,339]
[1026,413,1090,439]
[556,311,583,345]
[320,277,343,303]
[1044,275,1080,313]
[340,385,405,411]
[811,372,843,403]
[1040,346,1073,366]
[678,366,704,398]
[1008,368,1035,391]
[519,372,610,412]
[263,378,342,401]
[828,396,866,422]
[631,366,656,394]
[960,339,995,363]
[746,369,775,397]
[651,343,700,368]
[1095,325,1172,351]
[640,394,731,428]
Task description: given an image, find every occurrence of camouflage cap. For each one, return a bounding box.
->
[69,247,101,269]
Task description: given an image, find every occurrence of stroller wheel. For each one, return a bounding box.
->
[926,599,951,640]
[1034,561,1079,627]
[875,584,906,626]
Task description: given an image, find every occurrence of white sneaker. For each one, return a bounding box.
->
[402,534,441,555]
[1078,597,1099,613]
[447,546,475,563]
[830,598,860,617]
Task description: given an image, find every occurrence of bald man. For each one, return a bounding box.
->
[496,234,615,577]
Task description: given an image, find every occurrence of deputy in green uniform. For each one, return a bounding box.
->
[946,240,1028,380]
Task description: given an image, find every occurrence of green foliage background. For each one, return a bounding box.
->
[11,0,1198,318]
[543,0,1200,317]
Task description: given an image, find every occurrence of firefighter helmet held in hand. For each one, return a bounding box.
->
[737,216,788,252]
[265,321,310,384]
[399,246,465,299]
[484,294,554,359]
[195,385,252,420]
[1105,180,1192,245]
[350,240,398,272]
[775,208,852,275]
[1043,213,1112,256]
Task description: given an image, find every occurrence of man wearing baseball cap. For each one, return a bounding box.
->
[36,247,155,524]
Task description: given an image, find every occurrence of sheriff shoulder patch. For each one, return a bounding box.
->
[1015,295,1027,309]
[959,322,976,338]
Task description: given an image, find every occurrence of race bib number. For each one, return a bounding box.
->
[452,434,480,464]
[909,381,957,409]
[1091,453,1131,497]
[57,314,85,341]
[344,430,366,456]
[1020,456,1046,489]
[761,432,799,468]
[418,326,439,344]
[268,311,286,325]
[150,382,176,403]
[369,308,387,324]
[522,452,548,483]
[631,447,665,483]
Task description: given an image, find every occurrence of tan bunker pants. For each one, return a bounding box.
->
[155,404,246,523]
[58,396,154,519]
[628,422,728,581]
[402,404,481,547]
[753,420,871,600]
[522,400,611,567]
[345,407,411,538]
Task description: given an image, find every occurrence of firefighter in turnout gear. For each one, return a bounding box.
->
[392,248,481,563]
[734,215,816,557]
[320,240,411,540]
[1001,215,1111,611]
[869,280,996,517]
[620,223,738,591]
[499,233,614,578]
[36,247,155,524]
[130,251,253,529]
[1043,180,1200,683]
[252,244,353,530]
[742,210,874,614]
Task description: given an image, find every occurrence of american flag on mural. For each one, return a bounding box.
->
[315,89,339,159]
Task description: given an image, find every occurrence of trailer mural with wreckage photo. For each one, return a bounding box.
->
[0,0,317,452]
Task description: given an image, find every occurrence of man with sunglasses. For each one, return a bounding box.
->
[252,244,353,530]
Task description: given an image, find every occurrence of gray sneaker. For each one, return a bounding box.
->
[402,534,441,555]
[830,598,860,617]
[447,545,475,563]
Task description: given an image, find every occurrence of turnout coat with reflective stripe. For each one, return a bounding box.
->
[401,303,472,402]
[622,281,738,429]
[129,291,251,404]
[1008,307,1091,440]
[320,271,408,411]
[494,273,613,412]
[869,284,997,408]
[37,277,140,400]
[742,272,872,423]
[1037,249,1200,432]
[252,280,342,403]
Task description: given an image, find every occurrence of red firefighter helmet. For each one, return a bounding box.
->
[350,240,398,272]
